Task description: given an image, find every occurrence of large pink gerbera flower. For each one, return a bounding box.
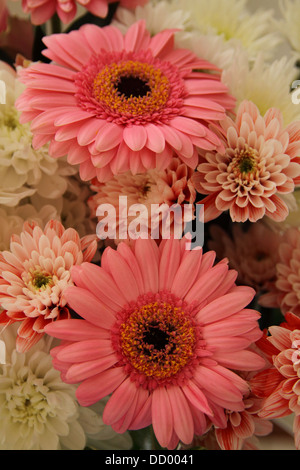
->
[16,20,235,183]
[192,100,300,223]
[45,238,265,449]
[0,220,97,352]
[250,313,300,449]
[12,0,149,25]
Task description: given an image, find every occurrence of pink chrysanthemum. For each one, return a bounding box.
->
[45,238,265,449]
[208,222,281,292]
[259,227,300,317]
[192,100,300,223]
[88,157,196,244]
[0,220,97,352]
[250,313,300,449]
[12,0,148,25]
[16,20,235,183]
[213,376,273,450]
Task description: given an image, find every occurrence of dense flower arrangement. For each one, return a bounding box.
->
[0,0,300,451]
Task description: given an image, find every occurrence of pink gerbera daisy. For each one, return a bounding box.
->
[16,20,235,183]
[12,0,149,25]
[0,220,97,352]
[250,313,300,449]
[45,238,265,449]
[192,100,300,223]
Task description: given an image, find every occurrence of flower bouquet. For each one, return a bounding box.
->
[0,0,300,452]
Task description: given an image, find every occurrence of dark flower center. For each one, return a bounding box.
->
[116,75,151,99]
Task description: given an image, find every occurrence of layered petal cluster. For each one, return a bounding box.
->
[250,313,300,449]
[193,100,300,223]
[0,61,77,208]
[0,323,132,450]
[0,220,97,352]
[11,0,148,25]
[16,20,235,183]
[45,238,265,449]
[208,222,281,292]
[88,157,196,244]
[214,379,272,450]
[259,227,300,317]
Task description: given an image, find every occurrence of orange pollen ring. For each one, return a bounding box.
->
[93,60,170,116]
[119,301,196,380]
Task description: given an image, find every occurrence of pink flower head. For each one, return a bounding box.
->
[250,313,300,449]
[12,0,149,25]
[193,100,300,223]
[259,227,300,317]
[45,238,265,449]
[88,157,196,244]
[16,20,235,183]
[0,220,97,353]
[209,222,281,292]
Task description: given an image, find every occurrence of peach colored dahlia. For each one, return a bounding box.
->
[0,220,97,353]
[192,100,300,223]
[208,222,280,292]
[45,238,265,449]
[250,313,300,449]
[88,157,196,244]
[259,227,300,317]
[12,0,149,25]
[16,20,235,183]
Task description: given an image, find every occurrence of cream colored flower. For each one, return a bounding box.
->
[0,203,59,251]
[222,53,300,125]
[0,324,132,450]
[0,62,77,207]
[275,0,300,54]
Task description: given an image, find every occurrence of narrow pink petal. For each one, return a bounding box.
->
[152,387,174,448]
[66,354,118,383]
[213,350,266,371]
[124,20,151,52]
[123,125,147,151]
[184,263,228,305]
[44,319,107,341]
[145,124,166,153]
[159,238,181,291]
[167,387,194,445]
[182,381,213,416]
[63,286,116,328]
[171,249,203,299]
[76,367,126,407]
[94,123,123,152]
[103,247,141,302]
[134,238,159,293]
[56,339,112,363]
[103,377,138,425]
[196,287,255,324]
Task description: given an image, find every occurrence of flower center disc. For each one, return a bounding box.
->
[93,60,171,118]
[117,298,197,383]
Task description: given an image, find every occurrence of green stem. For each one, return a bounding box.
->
[51,13,61,35]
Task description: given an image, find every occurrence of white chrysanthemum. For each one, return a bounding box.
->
[174,0,282,61]
[0,203,59,251]
[275,0,300,54]
[222,53,300,125]
[113,0,281,62]
[0,62,77,207]
[0,324,132,450]
[112,0,192,35]
[29,176,97,239]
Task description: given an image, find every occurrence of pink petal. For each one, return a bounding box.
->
[76,367,126,407]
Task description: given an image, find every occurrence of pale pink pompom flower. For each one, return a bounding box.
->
[88,157,196,244]
[45,237,265,449]
[11,0,149,25]
[193,100,300,223]
[0,220,97,352]
[259,227,300,317]
[16,20,235,183]
[209,222,281,293]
